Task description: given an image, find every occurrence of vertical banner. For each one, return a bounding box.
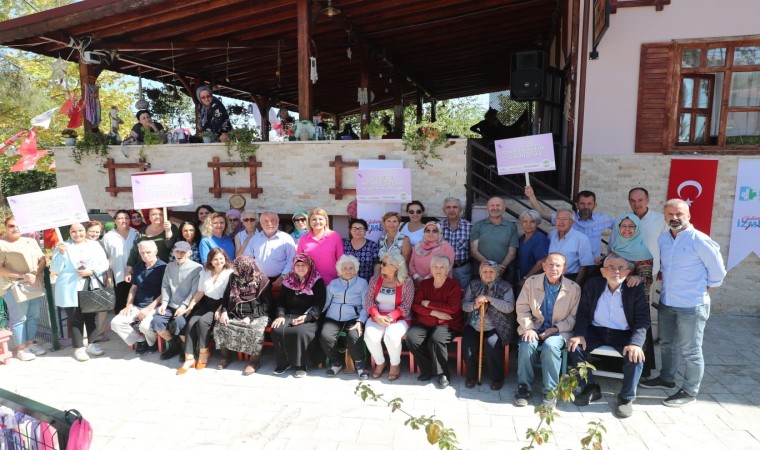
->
[727,159,760,271]
[666,158,719,234]
[357,160,405,243]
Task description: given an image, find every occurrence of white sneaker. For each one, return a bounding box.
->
[28,343,47,356]
[16,348,36,361]
[86,343,104,356]
[73,347,90,362]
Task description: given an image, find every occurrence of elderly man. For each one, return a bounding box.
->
[525,187,613,258]
[234,210,258,259]
[539,209,595,286]
[470,196,519,280]
[438,197,472,288]
[568,254,650,418]
[110,240,167,354]
[152,241,203,360]
[514,253,581,407]
[640,199,726,407]
[245,211,297,303]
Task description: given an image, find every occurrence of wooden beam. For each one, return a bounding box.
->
[297,0,312,120]
[610,0,671,14]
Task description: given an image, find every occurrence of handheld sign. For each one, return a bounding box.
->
[8,185,90,234]
[494,133,556,181]
[355,168,412,203]
[131,172,194,209]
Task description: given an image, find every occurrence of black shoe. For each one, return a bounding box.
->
[417,372,433,382]
[615,396,634,418]
[135,341,148,355]
[273,365,290,375]
[160,341,181,360]
[663,389,696,407]
[514,384,531,407]
[639,376,676,389]
[437,375,450,389]
[143,342,159,354]
[574,383,602,406]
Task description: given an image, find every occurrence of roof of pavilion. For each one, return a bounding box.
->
[0,0,560,116]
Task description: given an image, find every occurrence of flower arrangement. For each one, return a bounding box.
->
[401,122,454,169]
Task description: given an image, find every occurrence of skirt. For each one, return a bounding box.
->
[212,316,268,356]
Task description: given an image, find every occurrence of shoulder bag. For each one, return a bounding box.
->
[77,272,115,313]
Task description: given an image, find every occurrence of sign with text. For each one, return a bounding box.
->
[494,133,556,175]
[727,159,760,271]
[355,168,412,202]
[8,185,89,233]
[131,172,193,209]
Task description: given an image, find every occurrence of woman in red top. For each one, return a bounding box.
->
[406,255,463,388]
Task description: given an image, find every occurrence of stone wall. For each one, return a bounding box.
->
[54,139,467,219]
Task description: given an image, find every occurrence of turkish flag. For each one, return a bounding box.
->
[10,150,47,172]
[17,128,37,156]
[666,158,719,234]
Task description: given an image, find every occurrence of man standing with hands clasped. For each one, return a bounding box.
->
[568,253,650,418]
[639,199,726,407]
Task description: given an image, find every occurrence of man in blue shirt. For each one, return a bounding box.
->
[639,199,726,407]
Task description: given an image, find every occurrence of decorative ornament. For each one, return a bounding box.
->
[135,69,148,110]
[310,57,318,84]
[357,87,368,105]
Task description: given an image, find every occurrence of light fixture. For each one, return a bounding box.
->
[321,0,340,17]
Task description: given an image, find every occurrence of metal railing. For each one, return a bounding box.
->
[0,387,84,449]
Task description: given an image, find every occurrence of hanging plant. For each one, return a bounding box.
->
[225,126,260,162]
[402,122,455,169]
[228,104,245,116]
[145,87,162,101]
[72,131,110,165]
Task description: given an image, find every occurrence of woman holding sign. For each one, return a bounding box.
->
[51,223,110,362]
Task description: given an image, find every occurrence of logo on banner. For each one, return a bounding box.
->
[738,186,758,201]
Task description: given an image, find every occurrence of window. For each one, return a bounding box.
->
[635,38,760,152]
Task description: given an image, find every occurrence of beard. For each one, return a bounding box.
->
[668,220,686,231]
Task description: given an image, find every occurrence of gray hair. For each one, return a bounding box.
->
[429,254,451,272]
[336,254,360,273]
[259,211,279,222]
[442,197,462,208]
[664,198,689,211]
[519,209,543,226]
[137,240,158,252]
[382,252,409,283]
[603,253,634,271]
[555,208,574,221]
[241,210,258,220]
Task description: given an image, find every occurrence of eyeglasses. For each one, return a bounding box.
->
[200,94,212,99]
[242,218,257,223]
[293,218,306,223]
[131,215,141,219]
[603,265,630,272]
[424,229,440,234]
[350,227,366,232]
[408,210,423,214]
[228,218,240,222]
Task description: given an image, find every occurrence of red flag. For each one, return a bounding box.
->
[666,158,719,234]
[10,150,47,172]
[17,128,37,156]
[66,98,85,129]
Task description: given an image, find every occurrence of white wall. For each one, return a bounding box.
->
[582,0,760,155]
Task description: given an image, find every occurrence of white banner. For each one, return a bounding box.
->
[8,185,89,234]
[727,159,760,271]
[358,159,404,242]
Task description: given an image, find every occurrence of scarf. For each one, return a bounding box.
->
[414,222,444,257]
[282,253,322,295]
[610,213,653,262]
[228,256,269,309]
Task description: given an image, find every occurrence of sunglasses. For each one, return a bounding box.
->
[424,229,440,234]
[293,218,306,223]
[228,217,240,221]
[242,218,257,223]
[200,94,212,99]
[408,210,423,214]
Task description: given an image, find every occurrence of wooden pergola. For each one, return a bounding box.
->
[0,0,561,136]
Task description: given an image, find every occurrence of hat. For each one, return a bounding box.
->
[173,241,192,252]
[226,209,241,219]
[292,209,308,220]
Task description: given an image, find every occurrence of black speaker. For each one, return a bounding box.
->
[510,51,546,101]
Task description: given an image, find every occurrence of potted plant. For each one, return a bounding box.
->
[225,126,260,162]
[61,129,78,146]
[401,122,455,169]
[364,122,386,140]
[202,130,215,143]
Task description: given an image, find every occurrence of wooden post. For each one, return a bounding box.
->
[255,96,272,142]
[296,0,312,120]
[430,97,437,123]
[78,60,105,133]
[416,88,424,124]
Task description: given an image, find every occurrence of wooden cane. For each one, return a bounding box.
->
[477,303,485,385]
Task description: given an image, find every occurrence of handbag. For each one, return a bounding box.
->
[8,280,45,302]
[77,272,115,314]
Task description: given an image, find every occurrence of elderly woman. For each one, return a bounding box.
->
[177,247,233,374]
[271,253,326,378]
[196,86,231,143]
[320,255,369,379]
[195,204,215,228]
[199,212,235,264]
[213,256,270,376]
[461,261,516,390]
[377,212,412,265]
[85,220,104,241]
[296,208,344,285]
[234,210,258,258]
[342,218,379,282]
[409,221,455,285]
[102,210,138,314]
[609,214,654,295]
[399,201,426,246]
[226,209,244,237]
[126,208,178,272]
[51,223,110,362]
[290,210,309,243]
[170,221,202,264]
[406,255,463,388]
[517,210,549,282]
[129,109,167,144]
[364,253,415,381]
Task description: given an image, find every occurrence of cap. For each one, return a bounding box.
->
[173,241,192,252]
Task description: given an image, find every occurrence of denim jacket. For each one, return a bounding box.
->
[324,276,369,324]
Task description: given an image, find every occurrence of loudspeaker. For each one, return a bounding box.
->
[510,51,546,101]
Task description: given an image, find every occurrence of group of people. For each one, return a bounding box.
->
[0,188,727,419]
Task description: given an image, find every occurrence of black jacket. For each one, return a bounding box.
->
[573,277,650,348]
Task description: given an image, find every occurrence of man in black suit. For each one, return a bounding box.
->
[567,253,650,418]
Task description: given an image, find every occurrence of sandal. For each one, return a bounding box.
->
[371,362,387,379]
[176,359,196,375]
[217,359,229,370]
[388,364,401,381]
[196,349,210,370]
[243,364,256,376]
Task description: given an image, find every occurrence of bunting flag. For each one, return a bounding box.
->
[10,150,47,172]
[17,128,37,156]
[727,159,760,271]
[666,158,719,234]
[0,130,28,152]
[66,98,85,129]
[30,107,59,129]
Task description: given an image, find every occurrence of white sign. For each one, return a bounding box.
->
[131,172,194,209]
[727,159,760,271]
[8,185,90,233]
[494,133,556,175]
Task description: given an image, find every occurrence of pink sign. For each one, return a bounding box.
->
[8,185,89,233]
[131,172,194,209]
[494,133,556,175]
[355,168,412,202]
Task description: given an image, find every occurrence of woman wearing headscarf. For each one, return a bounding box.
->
[128,209,146,232]
[213,256,271,375]
[196,86,231,143]
[461,260,516,390]
[271,253,326,378]
[608,213,654,296]
[408,221,455,285]
[225,209,244,238]
[290,210,309,243]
